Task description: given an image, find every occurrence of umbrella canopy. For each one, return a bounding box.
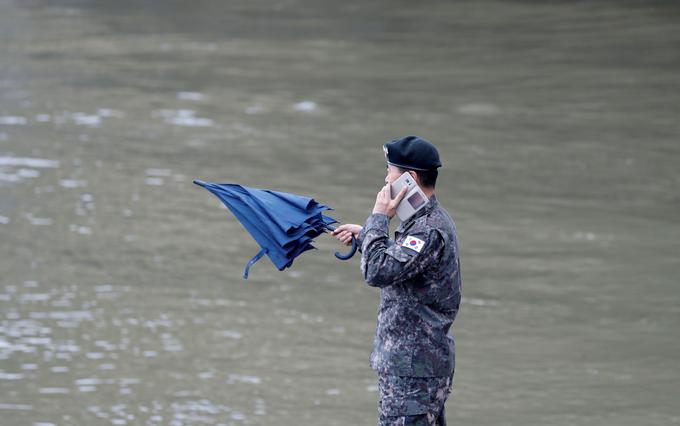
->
[193,180,357,279]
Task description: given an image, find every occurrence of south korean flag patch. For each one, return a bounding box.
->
[402,235,425,253]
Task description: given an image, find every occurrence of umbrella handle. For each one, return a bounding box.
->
[325,225,358,260]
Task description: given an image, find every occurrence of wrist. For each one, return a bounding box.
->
[365,212,390,231]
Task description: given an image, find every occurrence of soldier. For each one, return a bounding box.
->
[332,135,462,426]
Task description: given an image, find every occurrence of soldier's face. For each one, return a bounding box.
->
[385,164,417,185]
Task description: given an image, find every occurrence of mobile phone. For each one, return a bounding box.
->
[390,172,429,222]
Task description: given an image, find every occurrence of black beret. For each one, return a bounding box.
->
[383,135,442,171]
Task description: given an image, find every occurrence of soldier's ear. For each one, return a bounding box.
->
[409,170,419,185]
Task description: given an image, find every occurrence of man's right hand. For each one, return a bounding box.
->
[331,224,362,246]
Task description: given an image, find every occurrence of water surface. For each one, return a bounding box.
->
[1,1,679,425]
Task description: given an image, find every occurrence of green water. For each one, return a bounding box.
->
[1,1,679,425]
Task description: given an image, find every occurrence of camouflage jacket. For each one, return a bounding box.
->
[357,193,461,377]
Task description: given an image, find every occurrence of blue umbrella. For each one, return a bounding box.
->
[193,180,357,279]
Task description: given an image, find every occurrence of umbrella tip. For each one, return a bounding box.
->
[193,179,207,187]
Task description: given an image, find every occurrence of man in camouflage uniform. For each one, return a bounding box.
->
[333,135,462,426]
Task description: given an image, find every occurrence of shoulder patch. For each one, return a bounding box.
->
[401,235,425,253]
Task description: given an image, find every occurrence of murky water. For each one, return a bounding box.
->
[1,1,679,425]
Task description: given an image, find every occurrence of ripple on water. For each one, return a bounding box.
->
[86,352,105,360]
[30,310,92,321]
[0,156,60,168]
[94,284,113,293]
[160,333,183,352]
[20,293,51,302]
[17,168,40,178]
[461,297,498,307]
[177,91,204,101]
[38,387,70,394]
[144,177,164,186]
[254,398,266,416]
[151,109,213,127]
[96,108,123,118]
[44,110,123,127]
[24,213,53,226]
[293,100,317,112]
[59,179,87,188]
[0,156,59,184]
[227,374,261,385]
[245,105,265,114]
[69,224,92,235]
[0,403,33,411]
[144,168,171,186]
[70,112,101,127]
[0,116,27,125]
[214,330,242,339]
[0,372,24,380]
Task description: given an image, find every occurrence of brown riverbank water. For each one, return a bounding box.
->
[1,1,679,425]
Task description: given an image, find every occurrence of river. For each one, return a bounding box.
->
[1,1,679,425]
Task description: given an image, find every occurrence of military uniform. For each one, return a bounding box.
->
[356,135,462,426]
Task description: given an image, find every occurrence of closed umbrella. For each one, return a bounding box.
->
[193,180,357,279]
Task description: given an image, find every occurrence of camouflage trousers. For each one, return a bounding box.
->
[377,371,454,426]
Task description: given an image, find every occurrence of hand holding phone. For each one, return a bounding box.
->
[389,172,429,222]
[372,183,408,218]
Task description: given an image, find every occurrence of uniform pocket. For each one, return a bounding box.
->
[378,375,432,416]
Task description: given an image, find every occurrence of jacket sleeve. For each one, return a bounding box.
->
[356,224,367,253]
[360,213,444,288]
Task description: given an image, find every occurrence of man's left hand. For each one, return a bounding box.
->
[372,183,408,218]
